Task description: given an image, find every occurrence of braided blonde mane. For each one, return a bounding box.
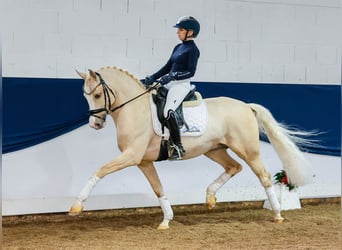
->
[97,66,145,88]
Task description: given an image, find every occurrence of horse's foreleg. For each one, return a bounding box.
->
[69,150,140,216]
[138,161,173,230]
[69,175,100,215]
[204,149,242,209]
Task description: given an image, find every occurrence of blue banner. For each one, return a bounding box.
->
[3,77,88,153]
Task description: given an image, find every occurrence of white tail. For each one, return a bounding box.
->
[249,103,314,186]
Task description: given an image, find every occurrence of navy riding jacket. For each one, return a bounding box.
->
[151,40,200,81]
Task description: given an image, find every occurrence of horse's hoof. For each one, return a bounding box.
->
[68,209,82,216]
[157,219,170,230]
[68,204,83,216]
[206,196,217,210]
[157,224,170,230]
[274,217,285,224]
[68,211,81,216]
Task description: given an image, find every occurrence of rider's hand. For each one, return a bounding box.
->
[157,72,177,85]
[143,75,155,87]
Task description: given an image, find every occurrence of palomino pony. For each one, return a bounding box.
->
[70,66,313,229]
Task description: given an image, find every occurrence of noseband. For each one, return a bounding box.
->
[83,72,157,121]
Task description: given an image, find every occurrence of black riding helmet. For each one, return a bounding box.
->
[173,16,200,39]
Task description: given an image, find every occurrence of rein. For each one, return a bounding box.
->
[84,72,157,121]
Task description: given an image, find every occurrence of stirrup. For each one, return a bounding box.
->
[169,144,184,160]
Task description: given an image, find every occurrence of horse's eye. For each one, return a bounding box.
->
[94,93,101,99]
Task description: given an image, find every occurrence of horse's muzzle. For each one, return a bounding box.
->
[89,116,106,130]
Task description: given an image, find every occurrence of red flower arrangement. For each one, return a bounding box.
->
[274,170,296,191]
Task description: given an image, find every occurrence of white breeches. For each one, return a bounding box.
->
[163,79,191,117]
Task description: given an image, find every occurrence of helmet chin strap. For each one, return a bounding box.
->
[183,30,194,41]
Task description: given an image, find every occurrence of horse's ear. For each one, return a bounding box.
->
[88,69,97,80]
[75,69,87,80]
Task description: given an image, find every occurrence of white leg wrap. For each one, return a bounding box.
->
[265,186,281,212]
[207,172,232,195]
[78,176,100,202]
[158,196,173,220]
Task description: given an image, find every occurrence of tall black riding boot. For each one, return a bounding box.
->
[165,110,185,160]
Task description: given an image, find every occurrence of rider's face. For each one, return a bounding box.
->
[177,28,193,41]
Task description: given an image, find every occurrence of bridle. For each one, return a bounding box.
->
[83,72,157,121]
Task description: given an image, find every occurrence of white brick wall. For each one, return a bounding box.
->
[262,64,285,83]
[2,0,341,84]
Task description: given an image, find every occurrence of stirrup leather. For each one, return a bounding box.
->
[169,144,185,160]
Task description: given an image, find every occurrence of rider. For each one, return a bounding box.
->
[144,16,200,160]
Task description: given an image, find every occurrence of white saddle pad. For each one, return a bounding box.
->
[150,94,208,137]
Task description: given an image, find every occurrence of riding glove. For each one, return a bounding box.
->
[157,72,178,85]
[143,75,155,86]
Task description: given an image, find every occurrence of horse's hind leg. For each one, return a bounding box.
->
[204,148,243,209]
[243,152,284,223]
[138,161,173,230]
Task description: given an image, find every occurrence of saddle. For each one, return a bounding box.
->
[152,85,200,130]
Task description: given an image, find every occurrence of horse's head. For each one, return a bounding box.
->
[76,69,115,130]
